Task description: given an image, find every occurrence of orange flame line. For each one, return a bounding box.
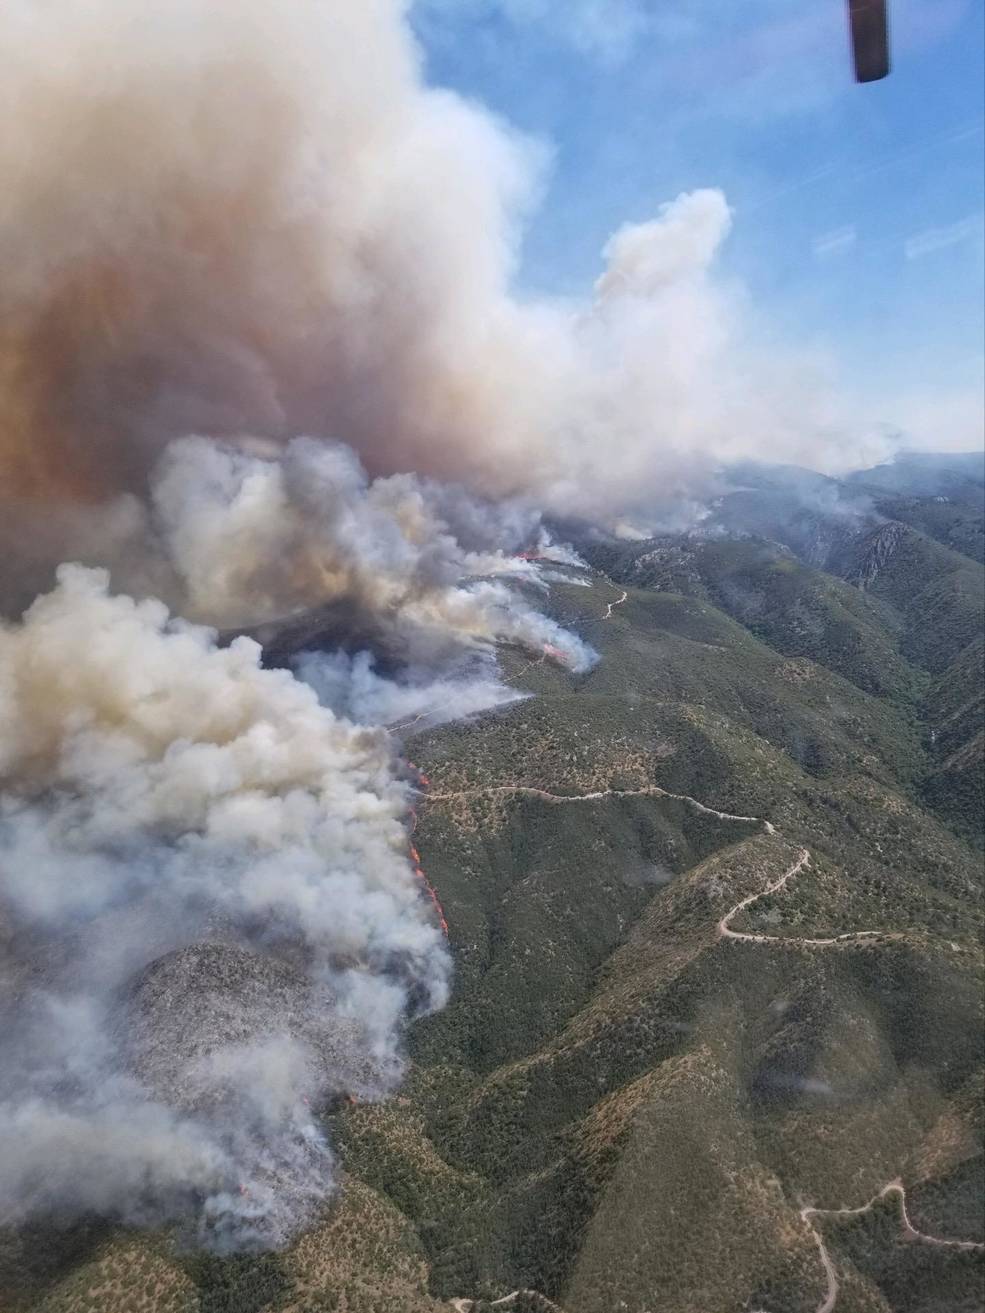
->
[405,766,448,936]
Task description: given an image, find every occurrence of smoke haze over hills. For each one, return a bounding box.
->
[0,0,974,1263]
[0,0,892,568]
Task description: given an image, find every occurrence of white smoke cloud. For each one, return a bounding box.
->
[0,0,880,550]
[296,650,525,733]
[596,192,735,298]
[0,0,892,1252]
[883,383,985,455]
[151,435,595,670]
[0,565,450,1246]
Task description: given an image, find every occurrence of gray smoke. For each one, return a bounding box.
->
[151,436,594,671]
[0,0,892,563]
[0,0,881,1253]
[295,650,526,733]
[0,448,592,1249]
[0,565,454,1247]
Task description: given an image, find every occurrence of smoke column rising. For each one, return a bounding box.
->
[151,435,593,670]
[0,454,593,1246]
[0,0,886,575]
[0,0,880,1251]
[0,565,455,1246]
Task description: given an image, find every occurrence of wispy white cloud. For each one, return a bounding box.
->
[904,212,984,260]
[813,225,857,260]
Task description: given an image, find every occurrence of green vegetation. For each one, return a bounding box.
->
[870,494,985,565]
[3,538,981,1313]
[832,523,983,674]
[922,636,984,844]
[586,535,921,702]
[814,1193,985,1312]
[585,513,985,846]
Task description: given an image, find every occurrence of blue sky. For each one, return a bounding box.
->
[413,0,984,453]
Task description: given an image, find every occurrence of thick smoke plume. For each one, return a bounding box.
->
[0,0,873,1252]
[295,650,526,735]
[0,0,884,583]
[152,436,592,668]
[0,565,449,1246]
[0,462,591,1245]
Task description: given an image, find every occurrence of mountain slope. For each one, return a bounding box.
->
[2,563,981,1313]
[585,515,985,847]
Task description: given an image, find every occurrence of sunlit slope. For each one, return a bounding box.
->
[585,529,985,846]
[922,635,985,845]
[583,536,919,701]
[847,452,985,564]
[360,574,981,1310]
[829,523,983,674]
[3,568,981,1313]
[0,1176,446,1313]
[830,523,985,846]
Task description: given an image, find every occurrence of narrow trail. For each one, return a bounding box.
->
[552,574,626,632]
[801,1179,985,1313]
[423,779,983,1310]
[510,648,550,682]
[716,851,886,948]
[427,781,891,952]
[389,710,430,734]
[426,780,766,829]
[603,588,628,620]
[449,1290,567,1312]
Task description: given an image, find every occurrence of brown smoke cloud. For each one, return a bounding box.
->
[0,4,606,1251]
[0,0,889,1251]
[0,0,888,587]
[0,0,540,512]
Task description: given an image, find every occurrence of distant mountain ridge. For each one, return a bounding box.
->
[2,452,982,1313]
[586,451,985,847]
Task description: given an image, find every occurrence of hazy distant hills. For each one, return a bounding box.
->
[712,451,985,566]
[586,452,984,848]
[2,452,982,1313]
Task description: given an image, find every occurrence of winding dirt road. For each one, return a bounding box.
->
[716,850,888,949]
[449,1291,567,1312]
[426,781,766,829]
[426,780,983,1311]
[428,781,890,953]
[802,1179,984,1313]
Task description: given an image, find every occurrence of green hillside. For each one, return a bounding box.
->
[2,565,981,1313]
[584,536,920,702]
[829,522,983,674]
[586,521,985,847]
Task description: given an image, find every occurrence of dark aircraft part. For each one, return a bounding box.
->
[848,0,890,82]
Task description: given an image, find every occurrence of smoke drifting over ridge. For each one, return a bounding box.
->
[0,452,590,1246]
[0,0,603,1247]
[0,0,880,551]
[151,436,590,665]
[0,565,451,1246]
[0,0,878,1251]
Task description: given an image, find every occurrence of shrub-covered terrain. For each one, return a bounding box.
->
[2,463,982,1312]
